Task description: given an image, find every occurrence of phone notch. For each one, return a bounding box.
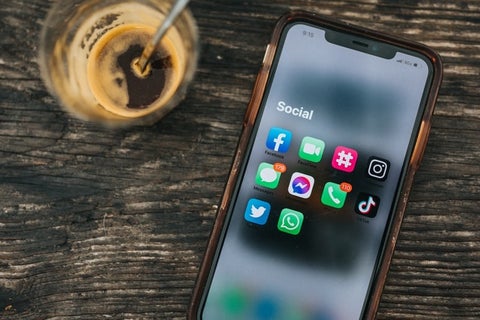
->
[325,29,396,59]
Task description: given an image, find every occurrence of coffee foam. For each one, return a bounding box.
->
[87,24,184,118]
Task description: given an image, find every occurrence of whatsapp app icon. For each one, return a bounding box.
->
[277,208,304,235]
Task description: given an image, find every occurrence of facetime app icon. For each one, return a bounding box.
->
[299,136,325,162]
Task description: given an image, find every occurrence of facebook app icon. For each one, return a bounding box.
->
[266,127,292,153]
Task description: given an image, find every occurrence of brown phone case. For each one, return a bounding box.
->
[188,11,442,319]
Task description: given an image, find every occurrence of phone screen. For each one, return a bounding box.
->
[199,19,434,320]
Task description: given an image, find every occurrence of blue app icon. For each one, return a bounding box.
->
[244,198,271,225]
[253,294,279,319]
[266,127,292,153]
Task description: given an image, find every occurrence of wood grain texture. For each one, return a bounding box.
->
[1,0,479,319]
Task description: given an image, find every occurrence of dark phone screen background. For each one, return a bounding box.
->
[202,23,430,320]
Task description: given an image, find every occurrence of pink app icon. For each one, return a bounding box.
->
[331,146,358,172]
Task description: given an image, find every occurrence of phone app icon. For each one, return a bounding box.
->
[255,162,282,189]
[288,172,314,199]
[277,208,304,235]
[367,156,390,181]
[266,127,292,153]
[355,193,380,218]
[321,182,347,209]
[331,146,358,173]
[299,136,325,162]
[244,198,271,225]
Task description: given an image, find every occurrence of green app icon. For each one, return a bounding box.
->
[299,137,325,163]
[255,162,281,189]
[277,208,304,235]
[321,182,347,209]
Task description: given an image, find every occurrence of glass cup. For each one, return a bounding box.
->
[39,0,198,126]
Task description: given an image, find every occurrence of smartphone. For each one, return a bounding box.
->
[189,11,442,320]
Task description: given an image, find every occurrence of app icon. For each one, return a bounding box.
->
[321,182,347,209]
[299,136,325,162]
[220,286,248,316]
[277,208,304,235]
[331,146,358,172]
[266,127,292,153]
[255,162,282,189]
[254,294,279,319]
[367,156,390,181]
[244,198,271,225]
[355,193,380,218]
[288,172,314,199]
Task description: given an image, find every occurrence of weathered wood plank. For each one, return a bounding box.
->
[1,0,479,319]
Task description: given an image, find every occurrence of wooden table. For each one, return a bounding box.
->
[1,1,479,319]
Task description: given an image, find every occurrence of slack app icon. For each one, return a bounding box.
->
[266,127,292,153]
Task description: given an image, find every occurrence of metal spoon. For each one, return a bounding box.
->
[134,0,191,75]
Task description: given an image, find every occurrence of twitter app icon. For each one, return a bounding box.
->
[244,198,271,225]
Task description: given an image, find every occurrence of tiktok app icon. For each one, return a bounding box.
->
[355,193,380,218]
